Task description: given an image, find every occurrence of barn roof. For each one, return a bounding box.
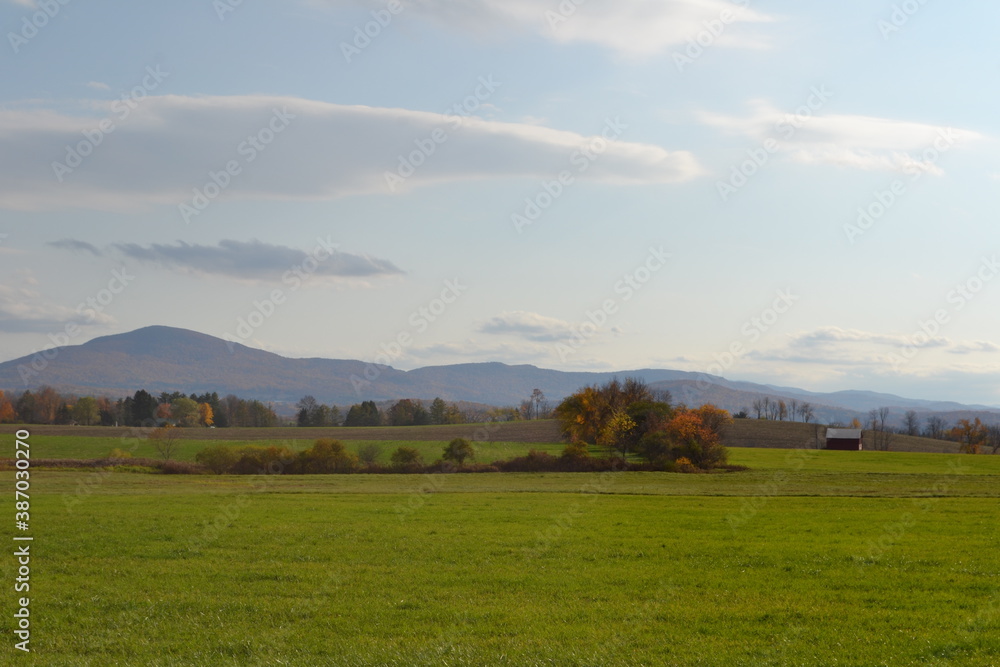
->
[826,428,862,439]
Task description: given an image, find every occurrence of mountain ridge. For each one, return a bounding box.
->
[2,325,998,426]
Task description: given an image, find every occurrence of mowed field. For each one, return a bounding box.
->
[2,437,999,665]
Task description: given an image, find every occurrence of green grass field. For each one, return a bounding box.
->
[2,446,999,665]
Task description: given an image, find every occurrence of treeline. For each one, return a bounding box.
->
[296,396,522,427]
[0,387,277,428]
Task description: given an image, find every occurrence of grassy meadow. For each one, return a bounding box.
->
[1,438,999,665]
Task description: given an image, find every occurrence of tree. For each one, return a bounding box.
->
[950,418,987,454]
[777,400,787,421]
[15,391,36,423]
[925,416,947,440]
[430,397,448,425]
[530,388,548,420]
[296,395,319,427]
[442,438,475,464]
[72,396,100,426]
[149,425,181,460]
[198,402,214,427]
[788,400,799,422]
[388,399,430,426]
[171,397,200,427]
[903,410,920,436]
[345,401,381,427]
[800,402,815,424]
[986,424,1000,455]
[598,411,637,458]
[867,407,892,451]
[34,386,62,424]
[0,391,15,423]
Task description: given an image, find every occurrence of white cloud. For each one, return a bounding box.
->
[479,310,577,342]
[0,272,114,334]
[85,81,111,91]
[315,0,776,58]
[700,100,983,175]
[0,95,703,211]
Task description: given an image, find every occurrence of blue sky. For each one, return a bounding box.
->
[1,0,999,405]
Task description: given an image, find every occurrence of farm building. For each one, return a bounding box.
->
[826,428,863,451]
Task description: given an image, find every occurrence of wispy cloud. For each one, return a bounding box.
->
[0,271,114,334]
[110,239,403,281]
[0,94,704,212]
[47,239,104,256]
[699,100,982,175]
[85,81,111,91]
[479,310,578,343]
[314,0,776,58]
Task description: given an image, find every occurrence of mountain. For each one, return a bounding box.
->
[1,325,998,426]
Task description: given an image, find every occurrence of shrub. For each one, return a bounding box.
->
[158,460,202,475]
[107,448,133,460]
[232,445,296,475]
[298,439,357,474]
[390,446,423,470]
[561,442,590,460]
[357,443,382,466]
[195,444,240,474]
[442,438,475,464]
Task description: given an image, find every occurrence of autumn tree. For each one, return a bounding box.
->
[903,410,920,436]
[198,402,214,427]
[0,391,15,423]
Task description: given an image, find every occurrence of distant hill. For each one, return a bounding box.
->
[1,325,998,427]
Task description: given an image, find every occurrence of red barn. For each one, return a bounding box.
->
[826,428,863,451]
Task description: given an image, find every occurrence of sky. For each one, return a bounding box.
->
[1,0,999,406]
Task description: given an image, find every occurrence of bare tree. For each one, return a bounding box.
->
[925,415,947,440]
[903,410,920,436]
[777,400,787,421]
[800,402,814,424]
[789,400,799,422]
[986,424,1000,455]
[867,407,892,451]
[752,397,765,420]
[149,425,181,460]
